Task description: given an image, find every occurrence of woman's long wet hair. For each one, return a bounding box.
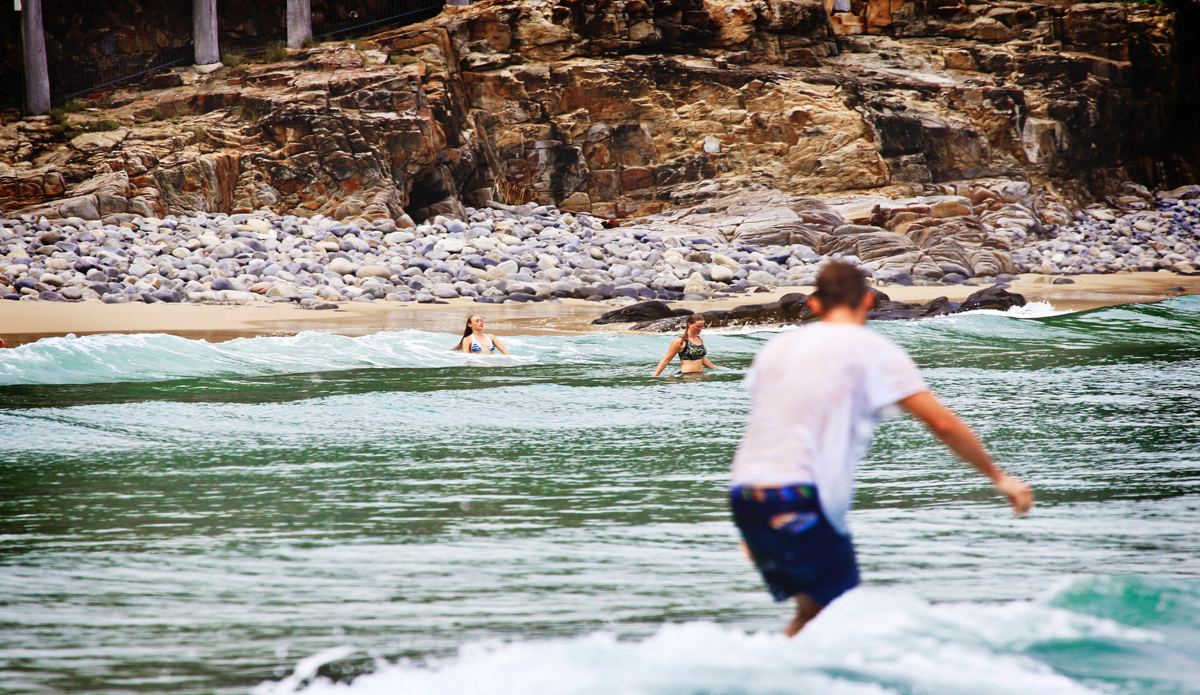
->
[453,315,481,350]
[681,313,704,345]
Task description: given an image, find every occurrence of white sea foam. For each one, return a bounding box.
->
[0,331,622,386]
[255,588,1154,695]
[0,328,768,386]
[708,300,1068,337]
[0,297,1181,386]
[0,331,456,386]
[961,299,1067,319]
[707,323,798,335]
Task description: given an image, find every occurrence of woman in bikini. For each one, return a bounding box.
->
[456,315,511,355]
[652,313,717,376]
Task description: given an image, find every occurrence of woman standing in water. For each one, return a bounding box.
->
[653,313,717,376]
[456,315,511,354]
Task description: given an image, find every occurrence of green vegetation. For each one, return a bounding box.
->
[62,99,84,114]
[390,53,421,66]
[187,125,210,143]
[264,41,289,63]
[47,109,122,139]
[48,108,74,137]
[221,51,248,76]
[231,103,261,122]
[146,105,182,123]
[301,34,320,49]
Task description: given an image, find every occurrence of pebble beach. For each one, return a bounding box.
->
[1,186,1198,331]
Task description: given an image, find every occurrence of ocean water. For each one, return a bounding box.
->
[1,296,1198,695]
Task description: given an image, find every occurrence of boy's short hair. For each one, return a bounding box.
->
[813,261,869,310]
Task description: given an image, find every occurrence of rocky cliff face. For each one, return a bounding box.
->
[402,0,1184,215]
[0,0,1190,234]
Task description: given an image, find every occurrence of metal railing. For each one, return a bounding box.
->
[311,0,445,39]
[221,0,445,51]
[0,73,22,111]
[52,45,195,106]
[0,0,447,111]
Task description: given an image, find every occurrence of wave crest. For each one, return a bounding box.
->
[256,582,1189,695]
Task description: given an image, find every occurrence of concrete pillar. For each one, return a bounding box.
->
[287,0,312,49]
[193,0,220,66]
[20,0,51,116]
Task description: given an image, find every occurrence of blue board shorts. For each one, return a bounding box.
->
[730,484,860,606]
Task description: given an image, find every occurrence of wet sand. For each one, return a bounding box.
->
[1,271,1196,347]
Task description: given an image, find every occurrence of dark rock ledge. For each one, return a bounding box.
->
[594,286,1027,332]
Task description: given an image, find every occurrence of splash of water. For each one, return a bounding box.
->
[5,297,1194,387]
[255,578,1200,695]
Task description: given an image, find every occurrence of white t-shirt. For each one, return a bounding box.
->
[731,322,928,535]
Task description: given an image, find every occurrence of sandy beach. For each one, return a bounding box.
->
[1,271,1196,348]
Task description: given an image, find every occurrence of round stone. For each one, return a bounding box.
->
[746,270,778,286]
[709,265,735,283]
[355,265,393,279]
[436,238,466,253]
[328,258,358,275]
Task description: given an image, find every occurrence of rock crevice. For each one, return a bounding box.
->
[0,0,1196,291]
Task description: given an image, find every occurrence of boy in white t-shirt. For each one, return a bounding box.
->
[731,261,1033,636]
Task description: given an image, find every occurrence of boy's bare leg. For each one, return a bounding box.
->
[784,593,823,637]
[738,542,823,635]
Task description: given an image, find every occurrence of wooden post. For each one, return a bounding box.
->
[193,0,220,65]
[20,0,51,116]
[287,0,311,49]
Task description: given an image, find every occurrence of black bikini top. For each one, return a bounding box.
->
[679,338,707,361]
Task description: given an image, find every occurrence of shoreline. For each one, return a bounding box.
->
[1,271,1196,348]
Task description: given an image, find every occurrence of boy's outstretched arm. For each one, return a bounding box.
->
[899,391,1034,515]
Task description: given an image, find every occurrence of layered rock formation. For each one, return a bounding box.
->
[397,0,1188,211]
[0,0,1196,289]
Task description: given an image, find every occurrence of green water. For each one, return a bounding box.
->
[1,298,1199,695]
